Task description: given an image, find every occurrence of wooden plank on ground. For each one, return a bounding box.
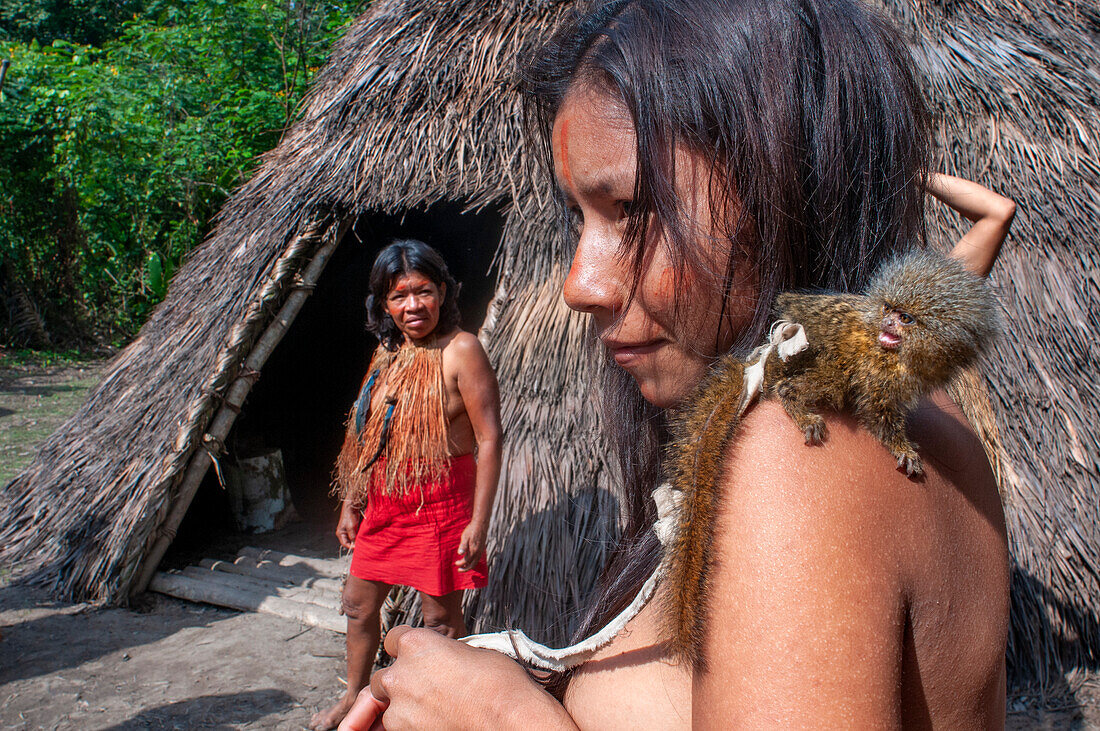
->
[181,566,342,611]
[151,571,346,633]
[239,546,349,578]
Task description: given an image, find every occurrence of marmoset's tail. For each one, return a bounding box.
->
[664,355,747,669]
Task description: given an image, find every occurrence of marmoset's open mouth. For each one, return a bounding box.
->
[879,331,901,349]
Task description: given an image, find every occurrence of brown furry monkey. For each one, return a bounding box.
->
[664,250,999,668]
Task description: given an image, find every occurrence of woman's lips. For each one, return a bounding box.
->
[606,340,664,366]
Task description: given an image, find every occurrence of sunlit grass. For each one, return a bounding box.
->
[0,354,103,484]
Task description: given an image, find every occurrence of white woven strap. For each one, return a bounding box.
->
[460,483,680,671]
[739,320,808,413]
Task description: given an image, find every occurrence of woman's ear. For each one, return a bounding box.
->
[440,282,447,300]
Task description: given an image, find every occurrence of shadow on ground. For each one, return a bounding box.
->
[0,583,223,686]
[99,689,294,730]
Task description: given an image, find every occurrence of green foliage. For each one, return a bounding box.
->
[0,0,361,345]
[0,346,85,368]
[0,0,146,46]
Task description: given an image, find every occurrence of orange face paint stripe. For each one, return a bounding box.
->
[559,117,575,190]
[656,267,678,300]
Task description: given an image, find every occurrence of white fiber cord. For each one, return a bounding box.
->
[460,321,808,672]
[460,485,681,671]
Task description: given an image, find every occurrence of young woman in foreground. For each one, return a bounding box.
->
[340,0,1016,727]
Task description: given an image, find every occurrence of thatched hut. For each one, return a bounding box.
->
[1,0,1097,690]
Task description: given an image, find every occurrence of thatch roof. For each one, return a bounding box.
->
[1,0,1097,688]
[885,0,1100,688]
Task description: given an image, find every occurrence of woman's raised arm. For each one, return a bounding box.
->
[926,173,1016,278]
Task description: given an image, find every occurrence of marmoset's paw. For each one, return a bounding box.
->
[896,451,923,477]
[802,414,827,445]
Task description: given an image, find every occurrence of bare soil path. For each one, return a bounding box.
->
[0,356,348,729]
[1,585,346,729]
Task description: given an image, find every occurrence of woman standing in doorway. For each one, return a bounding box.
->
[310,239,502,731]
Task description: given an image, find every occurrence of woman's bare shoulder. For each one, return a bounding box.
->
[710,395,1001,590]
[698,399,919,722]
[440,329,485,355]
[727,396,997,518]
[728,399,928,516]
[701,392,1007,724]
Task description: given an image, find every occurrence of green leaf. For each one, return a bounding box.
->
[145,251,165,298]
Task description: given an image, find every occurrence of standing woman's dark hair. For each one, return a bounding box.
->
[366,239,462,351]
[520,0,932,692]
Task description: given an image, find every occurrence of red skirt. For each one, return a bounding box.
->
[349,453,488,596]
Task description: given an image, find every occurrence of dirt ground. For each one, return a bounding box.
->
[0,357,352,729]
[2,357,1100,729]
[1,584,348,730]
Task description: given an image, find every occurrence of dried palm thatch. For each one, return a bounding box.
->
[879,0,1100,688]
[0,0,1097,689]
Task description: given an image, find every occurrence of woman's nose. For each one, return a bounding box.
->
[563,228,627,315]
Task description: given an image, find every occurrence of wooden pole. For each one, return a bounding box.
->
[131,218,348,597]
[0,59,9,95]
[238,545,348,577]
[150,572,346,632]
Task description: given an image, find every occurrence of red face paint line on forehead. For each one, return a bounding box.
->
[388,271,435,296]
[558,117,575,190]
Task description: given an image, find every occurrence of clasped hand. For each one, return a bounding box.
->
[337,625,578,730]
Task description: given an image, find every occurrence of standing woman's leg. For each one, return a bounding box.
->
[309,576,391,730]
[419,590,468,638]
[343,576,393,691]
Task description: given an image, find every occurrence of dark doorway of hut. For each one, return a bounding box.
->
[153,201,506,631]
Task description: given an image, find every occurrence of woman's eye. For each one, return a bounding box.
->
[618,200,635,218]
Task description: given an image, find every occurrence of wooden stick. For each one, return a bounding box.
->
[238,546,348,578]
[131,218,349,597]
[182,566,342,610]
[0,60,9,94]
[200,557,291,585]
[150,571,346,633]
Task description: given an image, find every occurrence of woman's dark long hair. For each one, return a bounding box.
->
[520,0,931,695]
[365,239,462,351]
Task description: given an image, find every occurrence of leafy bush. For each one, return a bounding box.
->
[0,0,361,345]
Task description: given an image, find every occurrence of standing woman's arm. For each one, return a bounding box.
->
[452,332,502,571]
[926,173,1016,278]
